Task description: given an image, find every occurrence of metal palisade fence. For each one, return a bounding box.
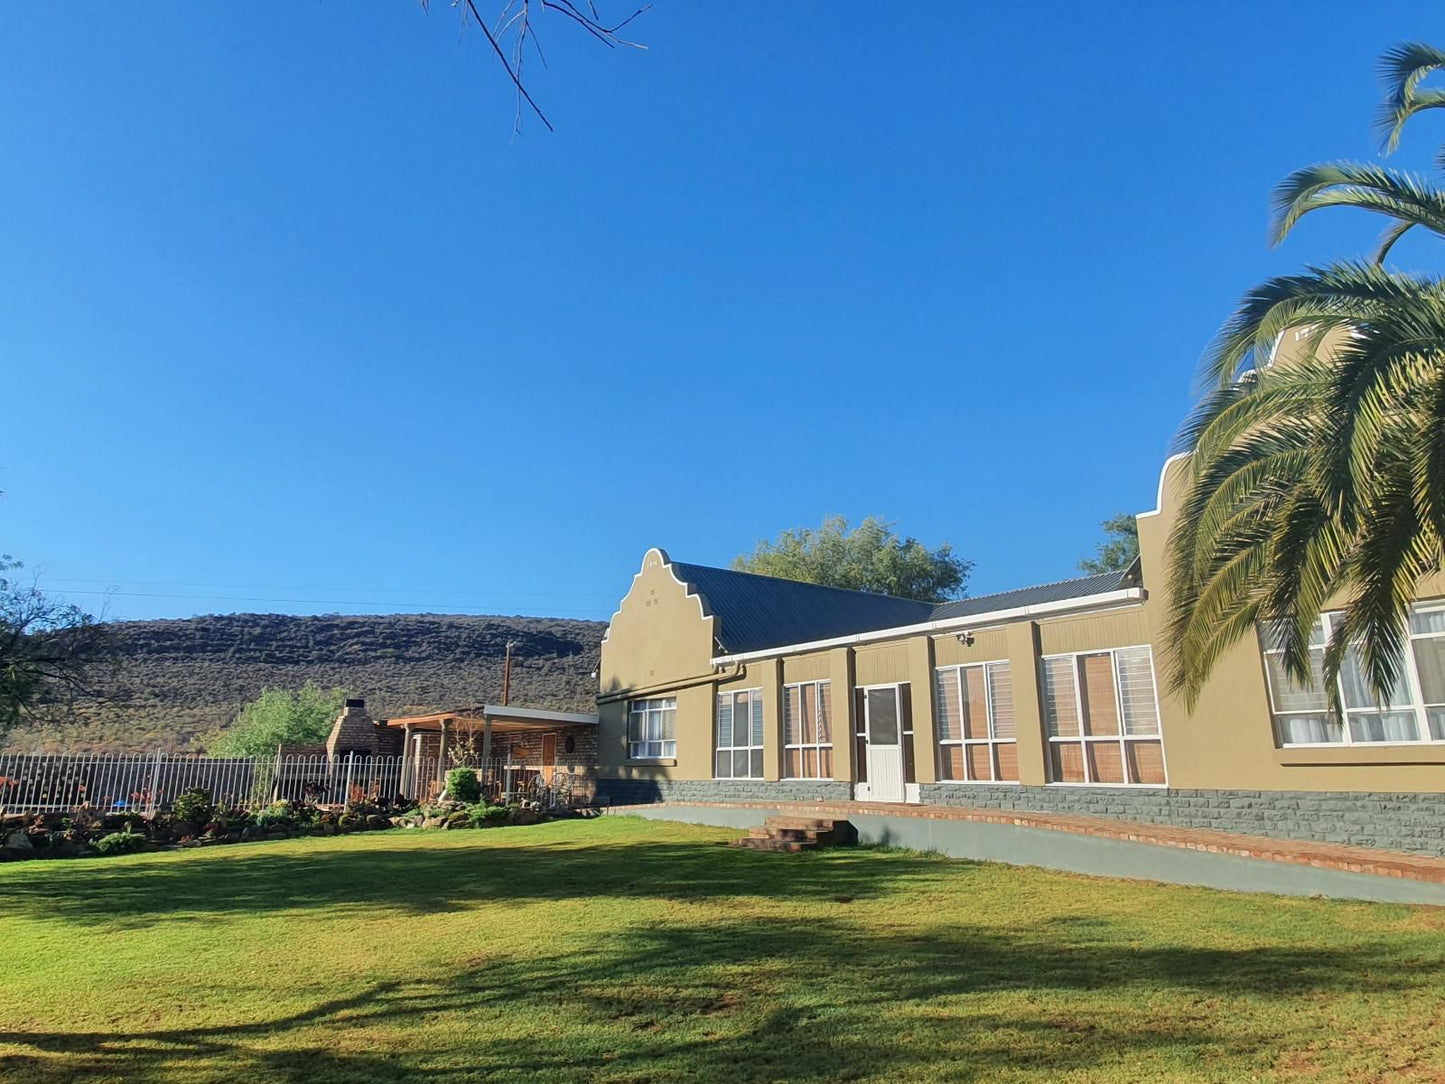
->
[0,752,596,815]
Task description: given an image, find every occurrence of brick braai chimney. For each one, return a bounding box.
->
[326,697,378,758]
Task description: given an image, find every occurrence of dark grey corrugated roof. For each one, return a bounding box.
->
[928,564,1140,623]
[669,558,1141,657]
[669,562,936,656]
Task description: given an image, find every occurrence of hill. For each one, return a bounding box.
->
[2,612,606,754]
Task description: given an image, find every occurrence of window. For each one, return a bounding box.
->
[627,697,676,760]
[1265,607,1445,746]
[716,688,764,779]
[783,681,833,779]
[934,661,1017,782]
[1041,646,1165,785]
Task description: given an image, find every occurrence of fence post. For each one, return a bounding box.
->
[145,750,163,818]
[342,752,355,812]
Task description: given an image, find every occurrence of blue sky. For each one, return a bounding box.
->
[3,3,1442,623]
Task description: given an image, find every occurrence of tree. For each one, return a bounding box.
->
[212,683,346,757]
[426,0,650,132]
[1079,513,1139,575]
[732,515,971,603]
[1169,42,1445,709]
[0,556,115,734]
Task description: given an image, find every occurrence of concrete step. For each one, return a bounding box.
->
[731,836,812,853]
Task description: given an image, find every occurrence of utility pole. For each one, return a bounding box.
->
[502,640,516,706]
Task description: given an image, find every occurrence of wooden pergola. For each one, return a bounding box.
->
[385,704,599,799]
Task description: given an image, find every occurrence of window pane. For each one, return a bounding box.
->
[1042,658,1079,737]
[1348,711,1420,743]
[988,663,1015,739]
[661,707,675,740]
[867,688,900,744]
[966,744,992,782]
[749,750,763,778]
[1413,635,1445,705]
[817,683,832,744]
[1340,644,1412,709]
[800,685,816,744]
[1050,741,1086,783]
[939,744,965,781]
[934,669,960,741]
[819,747,833,778]
[1410,607,1445,635]
[733,750,749,777]
[716,694,733,749]
[1079,654,1120,737]
[1087,741,1125,784]
[1126,740,1166,784]
[961,667,989,740]
[783,686,801,745]
[715,751,730,777]
[628,713,642,743]
[994,742,1019,782]
[803,748,818,778]
[1264,649,1329,714]
[749,691,764,747]
[784,749,802,777]
[1428,707,1445,741]
[1278,713,1343,744]
[1115,647,1160,736]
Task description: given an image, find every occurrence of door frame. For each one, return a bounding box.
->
[854,682,913,803]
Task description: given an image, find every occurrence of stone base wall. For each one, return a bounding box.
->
[598,777,1445,857]
[597,778,853,806]
[919,784,1445,858]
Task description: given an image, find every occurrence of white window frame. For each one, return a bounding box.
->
[1265,605,1445,747]
[1040,644,1167,788]
[933,660,1017,784]
[627,697,677,761]
[782,680,833,780]
[715,687,765,780]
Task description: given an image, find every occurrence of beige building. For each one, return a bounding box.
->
[596,450,1445,857]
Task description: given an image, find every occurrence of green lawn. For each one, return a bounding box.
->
[1,817,1442,1083]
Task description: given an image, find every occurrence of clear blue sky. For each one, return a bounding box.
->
[3,3,1442,622]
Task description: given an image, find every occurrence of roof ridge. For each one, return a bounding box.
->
[668,560,938,607]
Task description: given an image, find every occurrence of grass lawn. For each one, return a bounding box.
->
[1,817,1443,1083]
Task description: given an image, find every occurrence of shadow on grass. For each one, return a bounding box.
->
[4,908,1441,1083]
[0,823,957,928]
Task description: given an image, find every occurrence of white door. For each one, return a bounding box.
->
[863,686,905,803]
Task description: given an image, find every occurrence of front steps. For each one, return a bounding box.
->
[730,816,854,853]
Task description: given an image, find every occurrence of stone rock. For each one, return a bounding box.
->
[265,830,289,841]
[3,829,32,851]
[364,815,389,831]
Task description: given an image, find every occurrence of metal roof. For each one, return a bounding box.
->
[667,559,1142,657]
[928,564,1140,622]
[669,562,935,656]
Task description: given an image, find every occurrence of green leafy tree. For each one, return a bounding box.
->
[1170,42,1445,708]
[1,555,115,734]
[213,683,346,757]
[732,515,971,603]
[1079,514,1140,575]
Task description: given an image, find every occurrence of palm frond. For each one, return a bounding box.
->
[1377,42,1445,153]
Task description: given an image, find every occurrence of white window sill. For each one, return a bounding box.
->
[1044,782,1168,789]
[627,758,677,767]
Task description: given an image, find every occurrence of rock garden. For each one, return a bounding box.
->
[0,767,557,862]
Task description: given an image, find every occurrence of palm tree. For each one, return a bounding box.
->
[1171,43,1445,710]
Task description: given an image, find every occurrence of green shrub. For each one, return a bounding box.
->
[464,803,509,827]
[172,788,214,825]
[254,803,296,830]
[93,830,146,856]
[446,768,481,804]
